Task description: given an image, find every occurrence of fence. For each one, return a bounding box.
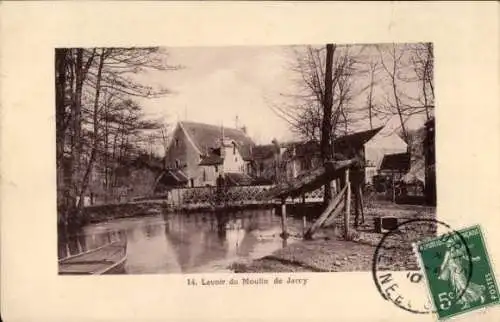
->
[167,184,325,208]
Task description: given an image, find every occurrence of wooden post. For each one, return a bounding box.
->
[77,237,83,253]
[392,172,396,203]
[344,168,351,240]
[353,179,360,227]
[358,185,365,224]
[305,185,347,239]
[281,199,288,238]
[302,194,307,236]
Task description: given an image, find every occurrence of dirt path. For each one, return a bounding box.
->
[232,202,436,273]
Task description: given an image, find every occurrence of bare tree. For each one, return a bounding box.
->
[272,45,361,143]
[56,47,179,225]
[377,43,409,142]
[271,44,364,204]
[365,60,379,129]
[321,44,335,204]
[408,42,434,120]
[160,124,171,157]
[374,43,435,141]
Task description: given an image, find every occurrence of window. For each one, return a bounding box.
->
[235,157,238,162]
[233,144,236,155]
[260,162,264,172]
[215,165,218,173]
[175,159,180,168]
[202,169,207,182]
[175,138,179,148]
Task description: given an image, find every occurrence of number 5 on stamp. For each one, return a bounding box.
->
[416,225,499,320]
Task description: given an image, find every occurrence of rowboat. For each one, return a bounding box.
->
[59,239,127,275]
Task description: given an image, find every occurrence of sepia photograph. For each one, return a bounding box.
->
[56,43,437,275]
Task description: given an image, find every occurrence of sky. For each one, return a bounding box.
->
[137,45,429,153]
[139,46,297,145]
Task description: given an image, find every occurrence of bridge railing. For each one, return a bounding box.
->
[168,184,325,207]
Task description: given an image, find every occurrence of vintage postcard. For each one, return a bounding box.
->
[1,2,499,322]
[55,43,437,276]
[416,225,500,320]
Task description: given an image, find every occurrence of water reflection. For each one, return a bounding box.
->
[58,208,304,274]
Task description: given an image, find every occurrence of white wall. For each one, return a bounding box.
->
[198,165,219,186]
[222,144,246,173]
[364,131,408,169]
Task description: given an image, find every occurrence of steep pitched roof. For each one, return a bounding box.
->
[199,154,224,166]
[252,144,277,160]
[179,121,255,160]
[333,127,383,150]
[380,152,410,171]
[224,172,254,186]
[158,169,189,186]
[282,127,384,159]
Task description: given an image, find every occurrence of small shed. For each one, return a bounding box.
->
[379,152,411,180]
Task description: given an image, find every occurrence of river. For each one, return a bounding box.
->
[58,208,306,274]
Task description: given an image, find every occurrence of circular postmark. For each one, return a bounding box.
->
[371,218,473,314]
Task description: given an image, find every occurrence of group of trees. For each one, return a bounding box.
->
[272,42,434,203]
[55,47,178,224]
[274,43,434,143]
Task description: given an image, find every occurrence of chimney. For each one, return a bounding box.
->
[271,138,280,154]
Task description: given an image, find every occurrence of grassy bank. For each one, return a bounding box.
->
[67,200,276,227]
[81,201,166,224]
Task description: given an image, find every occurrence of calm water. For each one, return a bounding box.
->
[58,208,305,273]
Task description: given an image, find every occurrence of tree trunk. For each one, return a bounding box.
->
[390,46,408,142]
[55,49,68,170]
[55,49,70,217]
[67,49,85,217]
[77,49,105,210]
[368,63,376,129]
[321,44,335,205]
[104,95,110,202]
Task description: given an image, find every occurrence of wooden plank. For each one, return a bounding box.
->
[354,181,360,227]
[358,185,365,224]
[322,198,345,227]
[302,194,307,236]
[280,200,288,238]
[59,240,127,275]
[304,185,347,239]
[344,168,351,240]
[264,159,359,200]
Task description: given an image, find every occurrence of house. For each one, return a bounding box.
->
[402,126,426,186]
[379,152,411,179]
[281,126,407,184]
[249,144,278,182]
[249,140,289,184]
[198,137,254,186]
[362,127,408,183]
[281,140,322,180]
[163,121,255,187]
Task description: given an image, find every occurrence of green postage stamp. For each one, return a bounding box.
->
[416,225,499,320]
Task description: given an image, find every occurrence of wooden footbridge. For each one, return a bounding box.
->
[264,158,366,241]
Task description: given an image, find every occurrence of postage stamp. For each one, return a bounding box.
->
[372,218,465,314]
[416,225,500,320]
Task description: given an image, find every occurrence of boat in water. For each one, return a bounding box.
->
[59,239,127,275]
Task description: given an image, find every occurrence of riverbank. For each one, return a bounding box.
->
[61,199,277,229]
[231,202,436,272]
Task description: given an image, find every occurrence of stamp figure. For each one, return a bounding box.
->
[416,225,499,319]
